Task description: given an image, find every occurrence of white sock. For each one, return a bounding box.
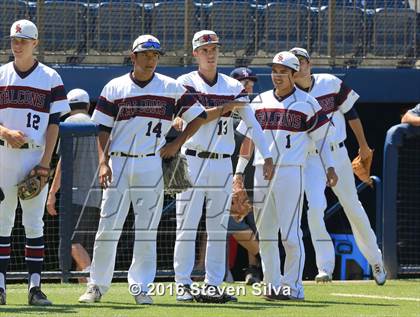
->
[0,273,5,291]
[29,273,40,290]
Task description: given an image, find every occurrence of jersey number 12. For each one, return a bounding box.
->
[26,112,40,130]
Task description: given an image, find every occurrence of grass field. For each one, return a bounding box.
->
[1,280,419,317]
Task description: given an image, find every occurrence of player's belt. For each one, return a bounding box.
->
[185,149,231,159]
[110,152,155,158]
[330,142,345,152]
[0,139,41,149]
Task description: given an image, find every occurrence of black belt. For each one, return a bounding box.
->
[331,142,345,151]
[0,139,31,149]
[110,152,155,158]
[185,149,231,159]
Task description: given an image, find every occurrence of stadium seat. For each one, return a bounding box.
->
[39,1,87,52]
[206,0,254,53]
[371,8,416,57]
[0,0,30,51]
[314,5,365,56]
[93,2,148,53]
[262,2,310,55]
[150,0,203,52]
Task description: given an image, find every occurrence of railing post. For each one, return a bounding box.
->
[184,0,193,66]
[36,0,45,63]
[328,0,336,65]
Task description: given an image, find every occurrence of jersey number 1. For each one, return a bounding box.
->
[285,134,291,148]
[26,112,40,130]
[146,121,162,138]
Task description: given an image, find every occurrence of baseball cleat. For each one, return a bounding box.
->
[0,288,6,305]
[176,284,194,302]
[315,270,332,283]
[28,287,52,306]
[245,265,262,285]
[133,291,153,305]
[79,284,102,303]
[373,264,387,286]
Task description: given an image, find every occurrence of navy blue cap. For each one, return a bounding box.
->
[230,67,258,82]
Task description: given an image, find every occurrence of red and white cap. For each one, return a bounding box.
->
[192,30,220,50]
[268,51,300,72]
[10,19,38,40]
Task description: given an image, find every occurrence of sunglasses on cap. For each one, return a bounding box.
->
[133,40,161,52]
[195,34,219,45]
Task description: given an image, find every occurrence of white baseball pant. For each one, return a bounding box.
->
[174,154,232,287]
[304,144,383,276]
[88,156,164,295]
[254,164,305,299]
[0,147,47,238]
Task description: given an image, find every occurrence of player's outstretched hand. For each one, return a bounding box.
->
[46,192,57,216]
[326,167,338,187]
[99,162,112,189]
[3,128,26,148]
[160,141,180,159]
[263,157,274,180]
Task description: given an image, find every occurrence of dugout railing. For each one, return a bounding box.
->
[382,123,420,279]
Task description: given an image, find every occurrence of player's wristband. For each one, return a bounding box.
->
[235,156,249,175]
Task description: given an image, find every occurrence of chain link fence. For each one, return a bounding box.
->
[0,1,418,64]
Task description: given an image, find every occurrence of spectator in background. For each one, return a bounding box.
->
[47,88,101,283]
[401,104,420,126]
[228,67,262,285]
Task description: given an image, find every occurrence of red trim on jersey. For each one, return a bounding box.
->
[96,96,118,118]
[255,108,308,132]
[335,83,352,107]
[0,85,54,112]
[315,93,337,115]
[113,94,175,106]
[51,85,67,102]
[175,92,198,117]
[194,92,236,117]
[307,110,330,133]
[25,247,44,258]
[0,85,51,94]
[0,247,11,256]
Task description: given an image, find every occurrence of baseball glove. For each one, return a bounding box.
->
[17,165,52,200]
[352,150,374,186]
[162,152,192,197]
[230,175,252,222]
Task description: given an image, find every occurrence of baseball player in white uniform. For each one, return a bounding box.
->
[0,20,70,306]
[290,47,387,285]
[78,34,206,305]
[173,30,273,303]
[236,52,338,300]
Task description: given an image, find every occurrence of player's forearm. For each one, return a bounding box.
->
[39,124,59,167]
[202,101,244,123]
[401,112,420,126]
[348,118,369,149]
[98,131,111,164]
[49,159,61,194]
[0,125,8,138]
[239,136,255,160]
[171,117,205,149]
